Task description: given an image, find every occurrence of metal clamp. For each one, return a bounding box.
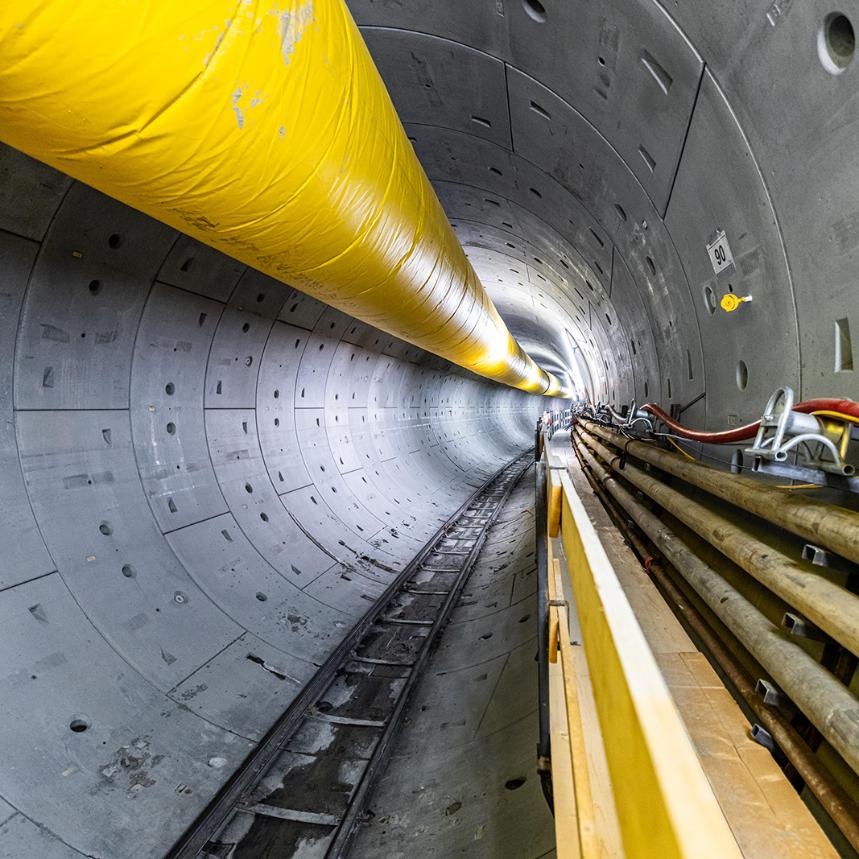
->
[745,387,854,476]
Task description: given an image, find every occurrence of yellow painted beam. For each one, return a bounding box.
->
[0,0,570,397]
[548,559,599,859]
[556,469,742,859]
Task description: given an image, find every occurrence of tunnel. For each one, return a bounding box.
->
[1,1,858,857]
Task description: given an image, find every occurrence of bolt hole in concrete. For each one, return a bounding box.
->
[88,279,102,295]
[522,0,547,23]
[703,284,716,314]
[99,522,112,536]
[121,564,136,578]
[505,777,527,790]
[107,233,122,249]
[736,359,749,391]
[819,12,855,74]
[165,382,175,395]
[166,421,176,435]
[69,717,90,733]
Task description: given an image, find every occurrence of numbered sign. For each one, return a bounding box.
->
[706,230,735,274]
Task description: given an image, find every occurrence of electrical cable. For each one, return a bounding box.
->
[642,399,859,444]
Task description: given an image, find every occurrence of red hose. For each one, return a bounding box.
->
[642,399,859,444]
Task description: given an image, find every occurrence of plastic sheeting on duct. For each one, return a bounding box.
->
[0,0,571,398]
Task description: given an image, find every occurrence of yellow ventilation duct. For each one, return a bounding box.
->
[0,0,571,398]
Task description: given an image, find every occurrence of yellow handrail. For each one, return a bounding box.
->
[545,456,742,858]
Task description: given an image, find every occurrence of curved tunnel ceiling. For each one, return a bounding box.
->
[352,0,859,425]
[0,0,857,856]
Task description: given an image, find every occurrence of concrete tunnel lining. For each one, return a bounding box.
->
[0,155,541,857]
[2,0,859,855]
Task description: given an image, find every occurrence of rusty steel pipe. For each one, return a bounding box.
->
[571,440,859,852]
[580,421,859,566]
[572,436,859,776]
[574,424,859,656]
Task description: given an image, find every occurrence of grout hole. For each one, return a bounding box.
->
[819,13,855,74]
[522,0,547,23]
[736,360,749,391]
[69,717,90,733]
[703,285,717,315]
[836,317,854,371]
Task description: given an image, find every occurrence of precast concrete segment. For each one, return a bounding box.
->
[0,0,571,398]
[0,149,539,858]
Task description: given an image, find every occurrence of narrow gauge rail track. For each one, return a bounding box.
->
[169,453,532,859]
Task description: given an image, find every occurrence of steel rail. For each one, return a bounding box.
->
[167,452,531,859]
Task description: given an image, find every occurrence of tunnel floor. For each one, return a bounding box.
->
[350,464,555,858]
